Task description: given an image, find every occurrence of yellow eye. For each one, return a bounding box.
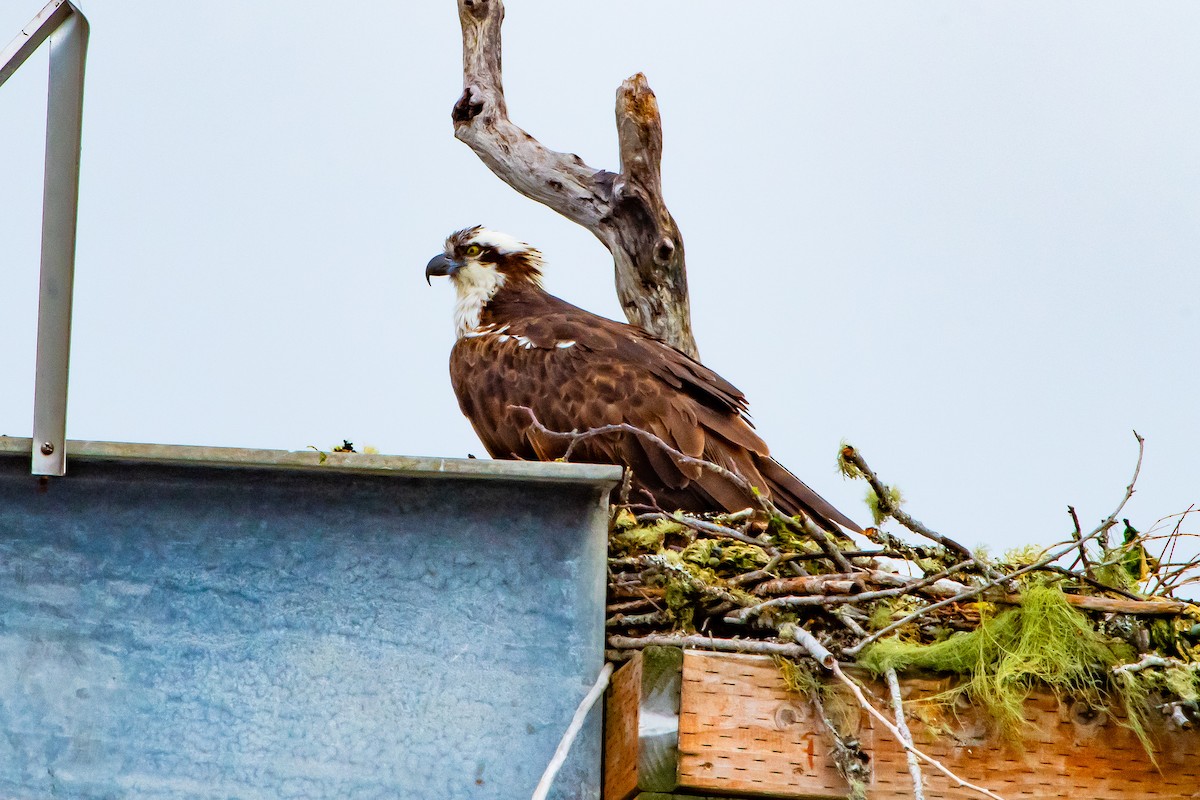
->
[465,245,482,257]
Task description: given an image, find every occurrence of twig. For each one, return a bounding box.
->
[839,445,1007,585]
[728,567,778,588]
[608,584,665,599]
[636,511,771,549]
[729,560,976,623]
[606,598,656,614]
[885,667,926,800]
[1113,654,1200,676]
[785,623,1007,800]
[606,610,674,628]
[1066,505,1095,580]
[865,569,970,599]
[1032,564,1144,601]
[617,467,633,507]
[839,446,973,562]
[835,608,869,637]
[530,662,614,800]
[754,574,866,597]
[608,633,814,659]
[1145,506,1197,597]
[845,431,1146,656]
[998,593,1192,617]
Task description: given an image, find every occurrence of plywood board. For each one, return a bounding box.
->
[662,650,1200,800]
[677,651,852,798]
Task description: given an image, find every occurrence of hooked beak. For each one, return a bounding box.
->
[425,253,462,285]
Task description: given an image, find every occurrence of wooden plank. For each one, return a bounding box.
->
[634,794,742,800]
[677,651,852,799]
[605,652,643,800]
[868,674,1200,800]
[661,650,1200,799]
[605,647,685,800]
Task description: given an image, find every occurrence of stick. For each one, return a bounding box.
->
[839,446,974,561]
[530,662,614,800]
[1113,654,1200,675]
[1066,505,1095,579]
[754,574,866,596]
[729,559,976,623]
[885,667,926,800]
[845,431,1146,656]
[605,610,674,629]
[1032,564,1144,601]
[608,633,814,659]
[839,445,1007,585]
[998,593,1191,617]
[831,661,1005,800]
[636,510,772,549]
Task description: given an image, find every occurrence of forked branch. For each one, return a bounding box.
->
[453,0,697,357]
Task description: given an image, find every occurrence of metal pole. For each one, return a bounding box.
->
[0,1,89,476]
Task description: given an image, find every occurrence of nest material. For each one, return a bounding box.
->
[604,502,1200,755]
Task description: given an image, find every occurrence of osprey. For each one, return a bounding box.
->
[425,226,862,536]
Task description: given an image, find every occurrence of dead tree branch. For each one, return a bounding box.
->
[1066,504,1096,580]
[453,0,697,356]
[608,632,815,659]
[728,559,977,623]
[998,592,1190,616]
[839,444,1007,584]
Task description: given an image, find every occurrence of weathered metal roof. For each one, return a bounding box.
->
[0,438,620,799]
[0,436,625,484]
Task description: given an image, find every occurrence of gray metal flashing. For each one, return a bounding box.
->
[0,435,625,486]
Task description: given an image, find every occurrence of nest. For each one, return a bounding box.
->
[603,439,1200,764]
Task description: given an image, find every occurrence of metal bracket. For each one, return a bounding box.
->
[0,1,89,476]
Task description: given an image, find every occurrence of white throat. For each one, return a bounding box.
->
[452,263,506,338]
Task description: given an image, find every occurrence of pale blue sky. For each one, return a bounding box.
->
[1,1,1197,559]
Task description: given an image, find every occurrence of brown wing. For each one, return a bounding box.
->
[450,295,861,533]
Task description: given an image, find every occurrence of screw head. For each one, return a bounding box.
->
[40,442,55,455]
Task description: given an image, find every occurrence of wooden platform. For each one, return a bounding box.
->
[605,647,1200,800]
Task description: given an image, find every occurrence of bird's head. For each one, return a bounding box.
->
[426,226,545,337]
[425,226,544,290]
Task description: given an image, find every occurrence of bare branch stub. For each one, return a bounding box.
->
[453,0,698,358]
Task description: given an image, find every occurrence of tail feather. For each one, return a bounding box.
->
[756,455,863,535]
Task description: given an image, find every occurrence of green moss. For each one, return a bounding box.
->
[649,554,757,632]
[680,539,768,573]
[610,508,637,531]
[866,596,924,633]
[865,485,904,526]
[836,440,863,480]
[858,583,1132,742]
[1001,544,1045,567]
[1164,665,1200,702]
[775,655,821,696]
[609,519,686,556]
